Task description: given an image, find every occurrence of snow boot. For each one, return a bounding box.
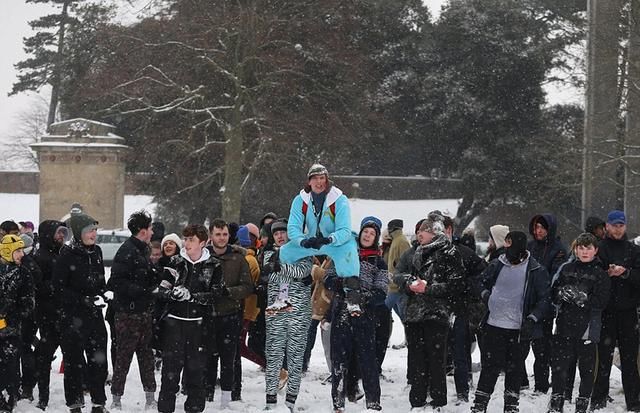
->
[574,397,589,413]
[91,405,109,413]
[285,393,297,412]
[366,401,382,411]
[547,393,564,413]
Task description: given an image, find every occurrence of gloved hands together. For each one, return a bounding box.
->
[558,285,588,307]
[170,285,191,301]
[300,237,332,249]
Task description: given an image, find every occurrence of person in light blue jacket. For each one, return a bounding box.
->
[279,164,362,314]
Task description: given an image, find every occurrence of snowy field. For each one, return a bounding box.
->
[11,287,628,413]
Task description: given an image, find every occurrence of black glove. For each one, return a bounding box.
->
[520,315,537,338]
[558,285,587,306]
[317,236,332,247]
[300,237,319,249]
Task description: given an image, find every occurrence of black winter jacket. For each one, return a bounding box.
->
[108,236,162,314]
[597,235,640,311]
[528,213,568,275]
[454,243,487,316]
[158,249,224,319]
[33,220,65,319]
[53,241,107,319]
[394,234,465,325]
[480,255,551,340]
[0,262,34,337]
[552,258,610,342]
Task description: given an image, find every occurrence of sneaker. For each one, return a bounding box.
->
[91,406,110,413]
[366,401,382,411]
[266,298,293,315]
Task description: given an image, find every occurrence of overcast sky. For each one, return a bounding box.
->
[0,0,579,152]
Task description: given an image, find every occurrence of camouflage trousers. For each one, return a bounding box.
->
[111,311,157,396]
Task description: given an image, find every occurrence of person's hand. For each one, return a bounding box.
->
[301,237,319,249]
[608,264,627,277]
[170,286,191,301]
[520,314,537,337]
[103,291,114,302]
[409,279,427,294]
[558,285,578,303]
[316,237,332,247]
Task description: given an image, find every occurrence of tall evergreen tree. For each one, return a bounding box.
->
[11,0,114,127]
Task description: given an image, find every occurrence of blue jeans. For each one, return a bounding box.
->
[453,316,471,397]
[384,292,407,322]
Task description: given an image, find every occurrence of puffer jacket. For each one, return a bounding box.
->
[0,262,34,337]
[394,234,465,325]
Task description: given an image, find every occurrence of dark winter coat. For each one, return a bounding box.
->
[394,234,465,325]
[596,235,640,311]
[158,249,224,319]
[33,220,65,318]
[0,262,34,337]
[393,241,418,277]
[480,255,551,340]
[324,249,389,318]
[453,243,487,317]
[53,242,107,319]
[209,245,254,316]
[108,236,162,314]
[528,213,568,275]
[552,258,610,342]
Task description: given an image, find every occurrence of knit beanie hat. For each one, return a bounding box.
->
[489,225,510,249]
[585,216,605,234]
[237,225,252,248]
[68,213,99,241]
[161,233,183,250]
[270,219,288,235]
[0,234,25,263]
[419,211,445,234]
[360,216,382,234]
[307,163,329,180]
[387,219,404,232]
[245,223,260,240]
[20,234,34,255]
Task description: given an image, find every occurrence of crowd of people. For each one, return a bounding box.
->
[0,163,639,413]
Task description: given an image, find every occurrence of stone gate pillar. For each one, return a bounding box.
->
[30,118,129,228]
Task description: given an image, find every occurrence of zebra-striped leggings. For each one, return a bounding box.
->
[265,311,311,397]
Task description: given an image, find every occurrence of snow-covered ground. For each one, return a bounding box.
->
[11,285,628,413]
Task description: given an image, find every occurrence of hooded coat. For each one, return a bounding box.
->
[528,213,568,275]
[33,220,66,318]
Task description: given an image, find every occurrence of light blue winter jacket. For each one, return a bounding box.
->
[280,186,360,277]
